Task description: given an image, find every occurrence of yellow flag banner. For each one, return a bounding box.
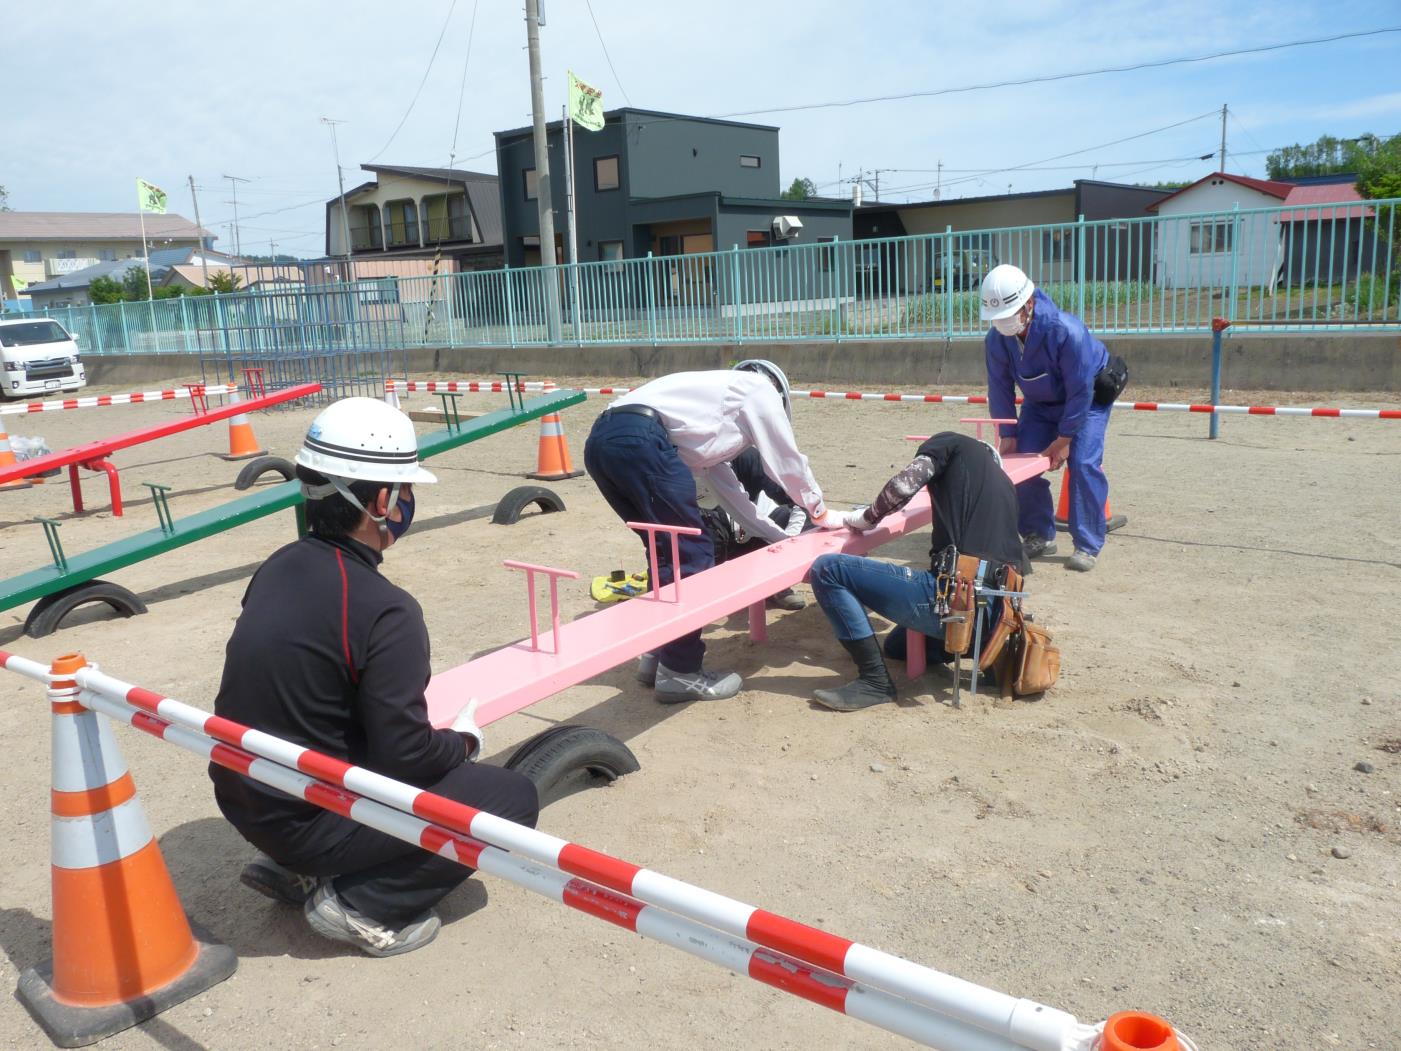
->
[136,178,168,214]
[8,274,26,295]
[568,71,604,132]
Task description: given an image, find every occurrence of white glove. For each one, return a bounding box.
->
[451,697,484,761]
[839,508,876,532]
[783,507,807,537]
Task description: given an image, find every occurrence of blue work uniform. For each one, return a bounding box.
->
[986,289,1112,555]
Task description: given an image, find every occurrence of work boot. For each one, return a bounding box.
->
[654,663,743,703]
[636,651,659,687]
[813,636,898,712]
[304,883,441,958]
[1066,549,1098,572]
[766,586,806,611]
[240,852,318,906]
[1022,534,1058,560]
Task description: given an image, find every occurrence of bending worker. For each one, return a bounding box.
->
[584,359,829,702]
[981,263,1127,572]
[209,398,538,957]
[808,431,1027,711]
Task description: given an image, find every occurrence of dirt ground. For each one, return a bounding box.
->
[0,374,1398,1051]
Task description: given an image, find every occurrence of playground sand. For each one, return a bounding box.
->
[1,378,1398,1050]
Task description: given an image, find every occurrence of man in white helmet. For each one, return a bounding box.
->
[583,359,830,701]
[980,264,1128,572]
[209,397,539,957]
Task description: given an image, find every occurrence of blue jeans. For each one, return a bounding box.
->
[1012,398,1113,555]
[810,553,998,650]
[584,411,715,673]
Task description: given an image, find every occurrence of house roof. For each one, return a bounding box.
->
[857,186,1075,212]
[1277,181,1372,222]
[1145,172,1294,211]
[22,257,159,293]
[0,211,212,242]
[494,107,779,141]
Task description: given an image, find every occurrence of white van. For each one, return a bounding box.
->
[0,317,87,398]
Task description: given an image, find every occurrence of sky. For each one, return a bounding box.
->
[2,0,1399,259]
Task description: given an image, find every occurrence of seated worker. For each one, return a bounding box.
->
[809,431,1027,711]
[209,397,539,957]
[584,359,829,703]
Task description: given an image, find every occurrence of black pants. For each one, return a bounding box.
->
[243,762,539,926]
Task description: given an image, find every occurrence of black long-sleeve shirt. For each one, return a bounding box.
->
[857,432,1028,575]
[209,534,465,854]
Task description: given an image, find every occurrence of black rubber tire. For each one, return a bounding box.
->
[24,579,148,639]
[491,484,566,525]
[234,455,296,491]
[503,725,640,807]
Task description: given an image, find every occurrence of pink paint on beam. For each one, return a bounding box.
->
[425,453,1050,729]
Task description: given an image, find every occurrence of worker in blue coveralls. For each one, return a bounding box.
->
[981,264,1128,572]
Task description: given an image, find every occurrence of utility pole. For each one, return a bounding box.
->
[524,0,561,340]
[320,118,353,278]
[935,160,942,200]
[188,175,210,288]
[222,174,249,258]
[1219,103,1228,172]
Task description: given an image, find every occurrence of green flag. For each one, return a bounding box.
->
[568,71,604,132]
[8,274,26,295]
[136,178,168,214]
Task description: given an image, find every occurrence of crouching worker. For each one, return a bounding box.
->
[809,431,1027,711]
[208,397,539,956]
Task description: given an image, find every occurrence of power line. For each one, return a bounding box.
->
[583,0,632,106]
[367,0,459,162]
[448,0,481,161]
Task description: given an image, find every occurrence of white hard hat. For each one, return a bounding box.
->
[979,264,1035,321]
[734,358,792,418]
[295,397,437,485]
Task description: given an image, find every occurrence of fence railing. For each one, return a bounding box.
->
[23,196,1401,357]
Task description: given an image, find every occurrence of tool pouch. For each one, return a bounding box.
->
[937,553,982,656]
[1013,619,1061,696]
[977,566,1023,671]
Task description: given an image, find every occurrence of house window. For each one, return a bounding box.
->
[97,248,117,261]
[58,249,77,259]
[598,240,624,269]
[1042,229,1070,262]
[422,193,470,241]
[739,155,761,168]
[818,235,836,272]
[594,155,620,192]
[350,204,383,251]
[523,168,539,200]
[22,250,42,263]
[1189,221,1232,254]
[746,230,772,249]
[384,199,419,247]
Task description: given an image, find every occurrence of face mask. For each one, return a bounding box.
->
[386,489,416,541]
[992,313,1026,337]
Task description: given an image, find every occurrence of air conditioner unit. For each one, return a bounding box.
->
[771,215,804,240]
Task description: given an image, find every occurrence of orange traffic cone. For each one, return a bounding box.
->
[17,653,235,1047]
[1054,470,1126,533]
[0,426,34,491]
[218,389,265,461]
[1100,1011,1180,1051]
[527,412,583,480]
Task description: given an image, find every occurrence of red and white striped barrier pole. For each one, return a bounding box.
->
[0,649,1194,1051]
[385,380,1401,420]
[0,384,241,417]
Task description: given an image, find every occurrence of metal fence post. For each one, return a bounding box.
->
[944,226,955,341]
[1075,213,1087,320]
[179,295,193,355]
[91,304,104,355]
[446,273,459,348]
[1226,203,1242,326]
[503,266,517,348]
[729,245,742,345]
[646,253,659,345]
[118,300,131,354]
[1209,318,1228,440]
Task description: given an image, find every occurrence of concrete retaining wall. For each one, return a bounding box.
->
[84,331,1401,394]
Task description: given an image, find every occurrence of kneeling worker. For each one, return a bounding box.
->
[584,359,829,702]
[209,397,539,956]
[809,431,1027,711]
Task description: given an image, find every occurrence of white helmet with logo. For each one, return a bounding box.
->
[734,358,792,418]
[296,397,437,485]
[979,264,1035,321]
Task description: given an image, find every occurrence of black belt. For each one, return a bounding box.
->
[603,403,661,424]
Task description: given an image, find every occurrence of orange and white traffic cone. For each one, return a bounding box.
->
[218,389,265,461]
[384,379,402,410]
[527,412,583,480]
[1054,470,1126,533]
[17,653,236,1047]
[0,426,34,491]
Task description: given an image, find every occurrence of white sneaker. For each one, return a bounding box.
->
[304,883,441,957]
[654,663,743,704]
[1066,550,1098,572]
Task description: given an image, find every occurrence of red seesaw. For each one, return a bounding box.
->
[0,381,320,517]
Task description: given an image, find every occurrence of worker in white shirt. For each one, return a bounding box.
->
[584,360,829,702]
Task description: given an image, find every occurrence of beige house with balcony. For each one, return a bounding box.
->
[1,212,211,302]
[324,164,503,272]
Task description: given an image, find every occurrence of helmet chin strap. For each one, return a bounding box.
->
[302,478,402,550]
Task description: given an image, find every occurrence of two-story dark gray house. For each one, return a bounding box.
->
[494,108,852,268]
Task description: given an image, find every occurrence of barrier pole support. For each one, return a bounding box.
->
[1209,318,1228,440]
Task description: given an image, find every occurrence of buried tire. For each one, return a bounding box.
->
[25,579,148,639]
[234,455,297,491]
[504,725,640,807]
[491,485,565,525]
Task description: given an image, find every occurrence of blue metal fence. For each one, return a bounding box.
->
[29,196,1401,356]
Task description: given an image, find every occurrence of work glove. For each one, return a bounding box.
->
[451,697,484,762]
[783,507,807,537]
[840,507,877,532]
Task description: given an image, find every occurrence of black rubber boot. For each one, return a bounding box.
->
[813,636,898,712]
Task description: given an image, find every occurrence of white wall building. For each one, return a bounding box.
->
[1147,173,1291,291]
